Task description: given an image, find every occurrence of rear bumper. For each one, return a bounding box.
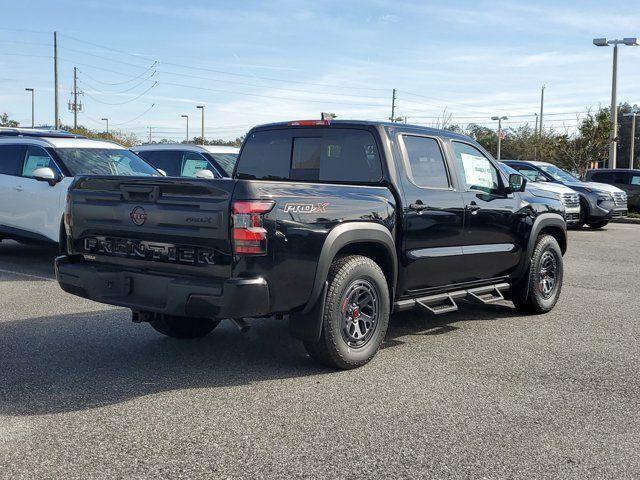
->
[55,255,270,319]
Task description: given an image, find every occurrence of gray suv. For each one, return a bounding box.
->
[504,160,628,229]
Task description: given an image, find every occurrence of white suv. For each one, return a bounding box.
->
[0,128,159,250]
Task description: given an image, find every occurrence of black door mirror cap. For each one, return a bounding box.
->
[508,173,527,193]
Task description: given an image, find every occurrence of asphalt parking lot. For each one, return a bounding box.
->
[1,224,639,479]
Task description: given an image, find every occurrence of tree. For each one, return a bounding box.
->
[0,113,19,127]
[62,124,140,147]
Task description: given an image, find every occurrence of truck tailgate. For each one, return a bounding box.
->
[67,176,235,279]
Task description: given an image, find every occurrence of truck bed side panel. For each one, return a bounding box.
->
[231,180,397,313]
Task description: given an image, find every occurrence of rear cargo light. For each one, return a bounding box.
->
[232,200,275,255]
[288,119,331,126]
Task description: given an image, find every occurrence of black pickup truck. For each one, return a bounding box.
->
[56,120,567,369]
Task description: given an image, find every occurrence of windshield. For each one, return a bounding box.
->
[55,148,159,176]
[499,162,521,176]
[538,164,579,183]
[210,153,238,176]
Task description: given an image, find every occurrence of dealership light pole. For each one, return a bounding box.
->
[491,116,508,160]
[101,117,109,135]
[593,37,639,169]
[181,114,189,142]
[25,88,35,127]
[624,105,639,169]
[196,105,205,145]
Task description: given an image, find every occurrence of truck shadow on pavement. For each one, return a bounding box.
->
[0,301,518,417]
[0,241,58,281]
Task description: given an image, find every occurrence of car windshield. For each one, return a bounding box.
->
[499,162,521,176]
[538,164,579,183]
[210,153,238,176]
[55,148,159,176]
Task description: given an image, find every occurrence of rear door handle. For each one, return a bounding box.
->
[466,203,481,213]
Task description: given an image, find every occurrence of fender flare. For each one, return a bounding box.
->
[514,212,566,281]
[303,222,397,314]
[289,222,397,343]
[526,213,566,259]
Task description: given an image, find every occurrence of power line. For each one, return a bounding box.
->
[77,63,158,86]
[78,71,157,95]
[83,81,158,105]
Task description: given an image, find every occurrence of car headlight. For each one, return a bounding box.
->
[597,193,612,202]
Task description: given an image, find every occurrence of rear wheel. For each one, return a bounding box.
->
[587,220,609,229]
[512,234,563,314]
[150,315,220,339]
[303,255,390,369]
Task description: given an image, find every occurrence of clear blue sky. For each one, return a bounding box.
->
[1,0,639,141]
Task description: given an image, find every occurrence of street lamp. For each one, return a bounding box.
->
[25,88,34,128]
[101,117,109,135]
[593,37,639,169]
[196,105,205,145]
[181,114,189,143]
[624,105,639,169]
[491,116,508,160]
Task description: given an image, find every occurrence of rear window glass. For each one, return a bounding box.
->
[236,128,382,183]
[0,145,25,176]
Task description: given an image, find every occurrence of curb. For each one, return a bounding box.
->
[612,217,640,225]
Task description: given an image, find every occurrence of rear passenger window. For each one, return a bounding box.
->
[401,135,449,188]
[237,128,382,183]
[22,146,57,177]
[0,145,25,176]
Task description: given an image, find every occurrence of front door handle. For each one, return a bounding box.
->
[14,186,23,192]
[409,203,429,212]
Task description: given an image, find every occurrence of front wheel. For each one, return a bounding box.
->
[587,220,609,229]
[303,255,390,369]
[512,234,563,314]
[150,315,220,339]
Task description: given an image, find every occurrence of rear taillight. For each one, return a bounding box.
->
[64,192,73,235]
[232,200,275,255]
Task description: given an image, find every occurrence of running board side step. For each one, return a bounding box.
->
[394,283,510,314]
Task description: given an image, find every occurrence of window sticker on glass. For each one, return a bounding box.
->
[182,158,210,177]
[460,153,494,190]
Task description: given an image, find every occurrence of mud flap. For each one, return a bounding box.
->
[289,281,328,343]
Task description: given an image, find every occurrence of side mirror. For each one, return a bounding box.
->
[195,169,215,180]
[32,167,59,186]
[508,173,526,192]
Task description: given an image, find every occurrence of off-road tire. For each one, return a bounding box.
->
[512,234,563,314]
[150,315,220,339]
[303,255,390,369]
[587,220,609,229]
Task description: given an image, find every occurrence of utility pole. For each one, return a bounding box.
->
[53,31,59,130]
[73,67,78,129]
[148,126,152,144]
[624,105,639,169]
[389,89,396,122]
[197,105,205,145]
[491,116,508,161]
[25,88,35,128]
[538,84,545,136]
[534,113,538,159]
[181,114,189,142]
[101,117,109,135]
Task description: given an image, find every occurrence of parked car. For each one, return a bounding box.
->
[57,120,567,369]
[499,162,581,226]
[0,128,160,250]
[132,144,239,179]
[585,168,640,212]
[503,160,627,228]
